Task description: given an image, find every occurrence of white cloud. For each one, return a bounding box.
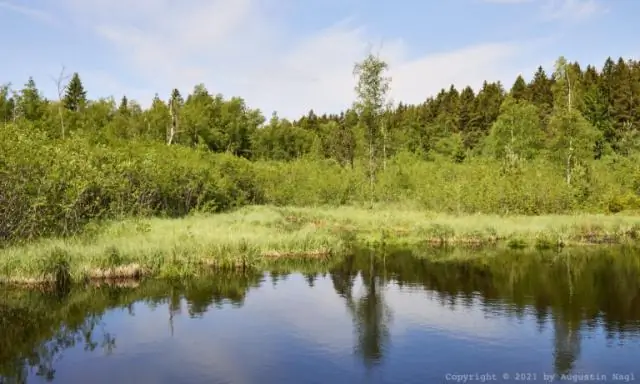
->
[483,0,605,22]
[541,0,605,22]
[33,0,552,118]
[0,0,58,25]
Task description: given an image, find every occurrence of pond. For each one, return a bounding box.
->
[2,247,640,383]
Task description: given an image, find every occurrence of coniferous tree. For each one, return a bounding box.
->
[458,86,475,134]
[436,85,460,134]
[466,81,504,150]
[510,75,528,101]
[63,73,87,112]
[528,67,554,126]
[16,77,45,121]
[4,54,640,181]
[609,59,634,133]
[118,96,129,115]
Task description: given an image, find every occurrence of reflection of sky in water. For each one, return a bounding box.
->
[30,273,640,384]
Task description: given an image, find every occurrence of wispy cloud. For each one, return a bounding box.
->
[483,0,604,22]
[0,1,57,25]
[541,0,605,22]
[37,0,550,117]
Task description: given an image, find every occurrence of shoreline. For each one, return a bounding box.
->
[1,205,639,285]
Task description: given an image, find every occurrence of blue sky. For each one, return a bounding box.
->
[0,0,638,118]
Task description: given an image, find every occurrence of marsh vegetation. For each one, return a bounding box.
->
[1,54,640,280]
[2,205,640,284]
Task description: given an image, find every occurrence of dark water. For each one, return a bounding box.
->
[2,247,640,384]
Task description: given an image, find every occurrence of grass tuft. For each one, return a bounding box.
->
[1,205,640,284]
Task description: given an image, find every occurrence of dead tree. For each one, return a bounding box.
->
[50,66,70,139]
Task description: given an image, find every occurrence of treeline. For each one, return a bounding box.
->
[1,56,639,161]
[1,55,640,243]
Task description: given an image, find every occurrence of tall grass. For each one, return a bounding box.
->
[2,205,640,284]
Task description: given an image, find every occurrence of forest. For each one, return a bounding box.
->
[1,55,640,245]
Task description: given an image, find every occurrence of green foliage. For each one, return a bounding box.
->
[63,73,87,112]
[0,123,264,243]
[1,55,640,244]
[353,53,392,206]
[486,96,544,161]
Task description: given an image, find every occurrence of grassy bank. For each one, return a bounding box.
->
[2,205,640,285]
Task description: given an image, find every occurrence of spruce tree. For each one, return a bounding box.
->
[467,81,504,149]
[528,67,554,125]
[609,58,634,130]
[63,73,87,112]
[17,77,45,121]
[118,95,129,115]
[458,86,475,134]
[510,75,528,101]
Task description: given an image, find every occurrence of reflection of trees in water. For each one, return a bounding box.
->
[0,300,116,383]
[0,273,263,383]
[371,246,640,375]
[330,251,394,368]
[553,314,581,375]
[3,246,640,380]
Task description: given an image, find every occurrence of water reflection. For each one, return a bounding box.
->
[2,246,640,383]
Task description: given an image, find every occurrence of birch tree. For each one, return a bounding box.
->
[353,53,391,208]
[487,96,544,165]
[167,89,183,145]
[550,56,598,186]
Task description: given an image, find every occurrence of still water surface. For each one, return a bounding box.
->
[2,248,640,383]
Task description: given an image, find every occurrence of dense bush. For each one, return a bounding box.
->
[0,123,263,243]
[2,122,639,244]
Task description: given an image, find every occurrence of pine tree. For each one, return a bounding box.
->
[63,72,87,112]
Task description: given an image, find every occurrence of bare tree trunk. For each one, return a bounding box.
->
[52,66,69,139]
[12,96,17,123]
[382,119,387,171]
[566,71,572,112]
[167,98,178,145]
[369,132,375,209]
[566,138,573,186]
